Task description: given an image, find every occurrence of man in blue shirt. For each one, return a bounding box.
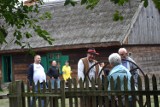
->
[118,48,139,87]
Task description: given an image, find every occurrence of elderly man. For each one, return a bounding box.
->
[78,48,100,81]
[118,48,139,87]
[78,48,100,107]
[108,53,132,107]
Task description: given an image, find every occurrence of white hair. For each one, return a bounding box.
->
[108,53,121,66]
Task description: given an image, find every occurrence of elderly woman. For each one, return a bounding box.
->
[107,53,132,107]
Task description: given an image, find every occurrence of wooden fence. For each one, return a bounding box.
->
[7,75,160,107]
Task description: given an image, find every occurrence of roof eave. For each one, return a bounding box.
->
[0,42,121,54]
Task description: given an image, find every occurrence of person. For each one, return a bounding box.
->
[47,60,60,89]
[78,48,100,82]
[78,48,100,107]
[118,48,139,87]
[107,53,132,107]
[27,54,46,107]
[99,62,106,79]
[62,61,72,82]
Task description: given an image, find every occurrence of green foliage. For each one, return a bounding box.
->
[143,0,148,7]
[152,0,160,9]
[64,0,160,22]
[64,0,77,6]
[1,0,160,49]
[111,0,128,5]
[0,0,53,48]
[113,11,123,21]
[0,27,7,44]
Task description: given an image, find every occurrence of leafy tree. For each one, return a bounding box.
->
[65,0,160,21]
[0,0,160,48]
[0,0,53,48]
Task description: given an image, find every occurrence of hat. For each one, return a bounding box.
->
[87,48,99,55]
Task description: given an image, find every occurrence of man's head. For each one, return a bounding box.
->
[118,48,128,59]
[87,48,99,62]
[52,60,57,66]
[34,55,41,64]
[108,53,121,67]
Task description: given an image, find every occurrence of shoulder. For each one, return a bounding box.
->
[78,58,83,63]
[80,57,86,62]
[29,64,34,68]
[127,57,134,61]
[127,57,136,63]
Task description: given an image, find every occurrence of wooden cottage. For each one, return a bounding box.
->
[0,0,160,82]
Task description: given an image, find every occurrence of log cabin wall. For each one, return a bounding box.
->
[0,46,119,82]
[124,45,160,77]
[12,54,33,83]
[3,46,160,82]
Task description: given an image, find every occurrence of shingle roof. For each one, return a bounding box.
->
[0,0,141,51]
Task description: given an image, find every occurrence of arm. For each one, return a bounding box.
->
[46,68,52,78]
[78,59,84,80]
[27,64,33,86]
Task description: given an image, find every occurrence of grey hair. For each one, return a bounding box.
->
[108,53,121,66]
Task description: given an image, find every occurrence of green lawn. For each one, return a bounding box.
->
[0,89,9,107]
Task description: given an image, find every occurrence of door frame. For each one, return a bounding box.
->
[2,55,13,82]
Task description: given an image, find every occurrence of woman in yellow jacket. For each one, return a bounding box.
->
[62,61,72,81]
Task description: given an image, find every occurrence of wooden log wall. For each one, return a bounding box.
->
[12,54,34,82]
[0,46,120,82]
[1,45,160,83]
[125,45,160,77]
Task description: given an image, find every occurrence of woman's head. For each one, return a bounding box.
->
[108,53,121,67]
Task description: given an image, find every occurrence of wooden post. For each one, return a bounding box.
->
[9,82,14,107]
[110,77,116,107]
[131,76,136,107]
[48,80,53,107]
[0,80,2,91]
[21,81,26,107]
[68,79,73,107]
[145,75,151,107]
[73,78,78,107]
[138,76,143,107]
[9,81,24,107]
[103,77,109,107]
[152,75,159,107]
[16,81,24,107]
[61,80,65,107]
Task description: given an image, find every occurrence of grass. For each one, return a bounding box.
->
[0,89,9,107]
